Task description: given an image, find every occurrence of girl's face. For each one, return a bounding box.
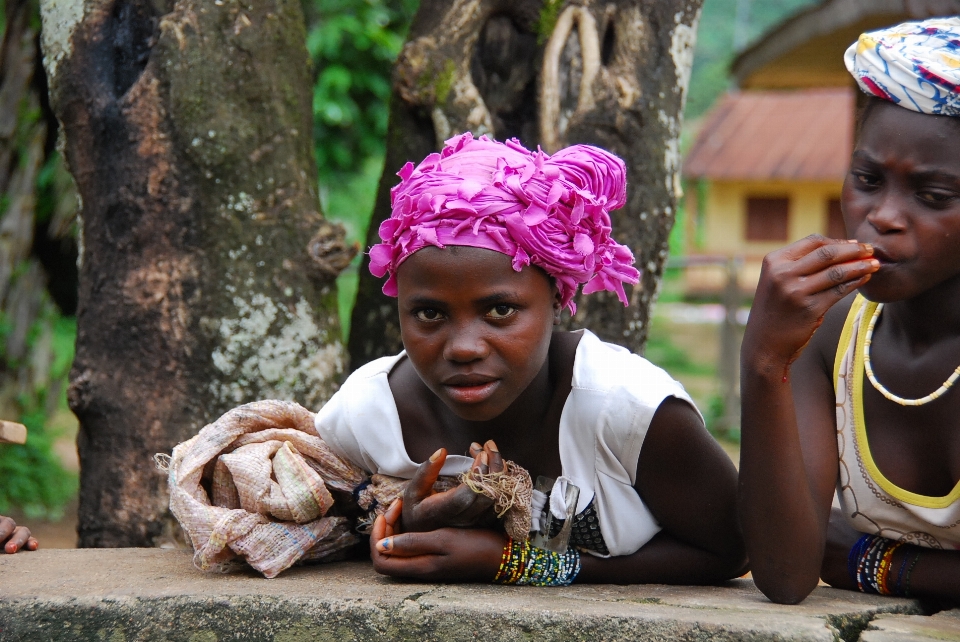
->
[396,246,560,422]
[844,101,960,302]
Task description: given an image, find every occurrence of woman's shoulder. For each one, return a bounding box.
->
[318,351,405,425]
[573,329,688,398]
[314,352,410,474]
[342,352,406,386]
[567,330,698,439]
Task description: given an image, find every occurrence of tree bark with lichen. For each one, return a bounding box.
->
[40,0,355,547]
[349,0,701,366]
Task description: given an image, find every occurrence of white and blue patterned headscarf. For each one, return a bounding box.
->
[844,17,960,117]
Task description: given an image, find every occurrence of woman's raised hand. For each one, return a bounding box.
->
[371,497,506,582]
[743,235,878,372]
[400,442,502,533]
[1,515,38,554]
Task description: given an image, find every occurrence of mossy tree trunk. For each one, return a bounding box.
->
[349,0,701,366]
[40,0,355,546]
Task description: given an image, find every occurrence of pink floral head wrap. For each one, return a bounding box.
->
[368,133,640,313]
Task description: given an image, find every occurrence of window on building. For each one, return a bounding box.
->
[827,198,846,239]
[745,197,789,242]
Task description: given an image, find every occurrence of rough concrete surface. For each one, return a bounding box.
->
[861,610,960,642]
[0,549,949,641]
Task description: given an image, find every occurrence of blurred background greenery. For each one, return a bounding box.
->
[0,0,821,516]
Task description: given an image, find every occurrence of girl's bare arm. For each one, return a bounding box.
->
[578,397,746,584]
[740,236,877,603]
[370,398,746,585]
[820,508,960,602]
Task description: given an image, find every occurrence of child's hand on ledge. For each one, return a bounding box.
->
[0,515,38,554]
[371,498,505,582]
[400,445,500,533]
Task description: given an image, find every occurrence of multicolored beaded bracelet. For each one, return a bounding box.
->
[847,534,919,597]
[493,537,581,587]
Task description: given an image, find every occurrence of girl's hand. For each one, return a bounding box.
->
[819,508,860,591]
[744,235,878,372]
[0,515,38,554]
[371,498,506,582]
[401,442,501,533]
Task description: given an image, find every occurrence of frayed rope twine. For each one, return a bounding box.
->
[459,460,533,540]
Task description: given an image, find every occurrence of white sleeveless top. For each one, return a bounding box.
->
[315,329,697,557]
[834,295,960,550]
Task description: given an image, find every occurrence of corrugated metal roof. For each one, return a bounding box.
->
[683,88,853,182]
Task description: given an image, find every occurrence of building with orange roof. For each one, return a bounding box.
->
[682,0,960,294]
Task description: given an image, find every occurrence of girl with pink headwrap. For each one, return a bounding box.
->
[740,17,960,604]
[315,133,745,585]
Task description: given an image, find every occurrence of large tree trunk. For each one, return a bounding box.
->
[40,0,355,546]
[349,0,701,366]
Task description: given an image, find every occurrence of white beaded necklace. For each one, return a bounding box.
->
[863,303,960,406]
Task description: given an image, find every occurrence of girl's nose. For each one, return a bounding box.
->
[866,192,908,235]
[443,322,490,363]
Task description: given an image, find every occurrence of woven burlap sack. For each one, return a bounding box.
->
[166,400,368,578]
[166,399,537,577]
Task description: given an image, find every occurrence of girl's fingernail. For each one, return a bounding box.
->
[471,442,481,451]
[429,448,444,462]
[480,452,489,465]
[378,537,392,552]
[868,259,880,268]
[863,243,873,252]
[485,440,499,453]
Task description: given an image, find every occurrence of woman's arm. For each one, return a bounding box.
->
[740,236,877,604]
[579,396,746,584]
[370,398,746,585]
[820,508,960,602]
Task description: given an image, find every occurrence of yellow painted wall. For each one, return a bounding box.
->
[686,179,843,293]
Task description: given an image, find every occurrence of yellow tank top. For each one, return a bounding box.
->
[834,295,960,550]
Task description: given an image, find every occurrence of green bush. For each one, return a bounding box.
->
[304,0,418,181]
[0,311,78,517]
[304,0,420,337]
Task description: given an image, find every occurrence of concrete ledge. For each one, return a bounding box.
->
[0,549,948,641]
[861,610,960,642]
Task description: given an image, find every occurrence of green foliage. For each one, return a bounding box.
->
[705,394,740,443]
[536,0,564,45]
[686,0,820,120]
[303,0,419,339]
[433,59,456,105]
[304,0,418,180]
[0,310,78,517]
[322,154,386,342]
[644,330,714,377]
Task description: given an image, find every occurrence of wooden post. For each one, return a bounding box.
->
[716,257,742,435]
[0,421,27,444]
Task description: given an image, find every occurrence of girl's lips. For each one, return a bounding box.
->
[870,247,896,264]
[442,380,499,404]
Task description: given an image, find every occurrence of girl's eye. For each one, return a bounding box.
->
[414,309,443,322]
[487,304,517,319]
[917,190,956,206]
[854,171,881,187]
